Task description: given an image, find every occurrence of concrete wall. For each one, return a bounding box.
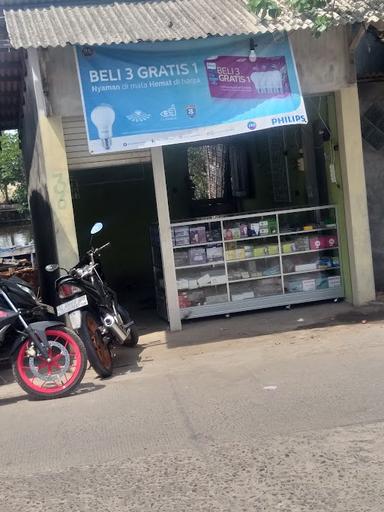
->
[358,82,384,291]
[44,28,351,117]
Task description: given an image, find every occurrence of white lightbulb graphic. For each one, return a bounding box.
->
[250,70,283,95]
[90,104,116,150]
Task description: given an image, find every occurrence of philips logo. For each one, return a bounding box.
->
[272,115,307,126]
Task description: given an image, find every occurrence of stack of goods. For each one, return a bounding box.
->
[173,225,222,246]
[224,218,277,240]
[226,242,279,261]
[174,244,224,268]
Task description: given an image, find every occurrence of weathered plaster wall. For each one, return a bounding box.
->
[358,82,384,291]
[45,27,351,117]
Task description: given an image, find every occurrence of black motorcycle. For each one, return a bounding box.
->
[46,222,139,378]
[0,275,87,399]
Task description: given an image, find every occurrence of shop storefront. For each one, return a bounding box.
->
[151,95,350,320]
[5,2,375,332]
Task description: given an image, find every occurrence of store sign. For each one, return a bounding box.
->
[75,35,307,154]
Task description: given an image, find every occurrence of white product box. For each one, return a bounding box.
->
[197,274,211,287]
[328,276,341,288]
[295,263,317,272]
[241,271,250,279]
[188,279,198,289]
[210,275,227,285]
[302,279,316,292]
[242,291,255,300]
[176,279,189,290]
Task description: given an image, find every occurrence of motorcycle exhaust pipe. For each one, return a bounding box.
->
[102,314,129,345]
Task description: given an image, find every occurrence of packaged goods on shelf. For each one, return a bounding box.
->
[231,291,255,301]
[286,280,302,293]
[206,245,224,262]
[206,229,221,242]
[226,249,236,260]
[262,265,280,276]
[268,218,278,234]
[178,292,192,308]
[189,247,207,265]
[176,278,189,290]
[174,250,189,267]
[309,234,338,250]
[302,279,316,292]
[331,256,340,267]
[318,256,332,269]
[253,246,268,257]
[210,274,227,285]
[294,263,317,272]
[189,225,207,244]
[188,279,198,289]
[197,274,211,287]
[328,275,341,288]
[205,293,228,305]
[174,226,190,246]
[241,271,250,279]
[294,236,310,251]
[235,248,245,259]
[244,245,253,258]
[282,242,296,253]
[267,244,279,255]
[240,224,248,237]
[249,222,260,236]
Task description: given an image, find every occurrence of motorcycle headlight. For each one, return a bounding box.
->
[17,283,37,301]
[58,283,83,299]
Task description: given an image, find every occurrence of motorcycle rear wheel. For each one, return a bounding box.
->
[79,311,113,378]
[12,327,87,400]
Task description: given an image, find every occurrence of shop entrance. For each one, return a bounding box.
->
[70,162,161,323]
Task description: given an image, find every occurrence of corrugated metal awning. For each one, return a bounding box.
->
[4,0,384,49]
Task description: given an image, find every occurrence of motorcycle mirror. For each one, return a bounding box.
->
[45,264,59,273]
[90,222,103,235]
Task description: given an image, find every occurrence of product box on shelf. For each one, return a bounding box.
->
[309,235,338,250]
[253,246,268,257]
[206,229,222,242]
[268,218,278,234]
[174,226,190,246]
[188,279,199,290]
[178,292,192,308]
[267,244,279,255]
[294,263,317,272]
[328,275,341,288]
[235,248,245,260]
[189,225,207,244]
[282,242,296,253]
[318,256,332,269]
[240,224,248,237]
[176,278,189,290]
[262,265,280,276]
[316,276,329,289]
[294,236,310,251]
[197,274,211,287]
[249,223,260,236]
[174,250,189,267]
[302,279,316,292]
[210,273,227,285]
[189,247,207,265]
[206,245,224,262]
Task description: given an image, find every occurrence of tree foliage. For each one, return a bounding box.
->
[248,0,334,34]
[0,132,28,211]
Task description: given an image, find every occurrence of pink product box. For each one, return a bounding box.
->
[189,226,207,244]
[309,235,338,250]
[189,247,207,265]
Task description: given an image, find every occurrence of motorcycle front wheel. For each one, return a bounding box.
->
[78,311,113,378]
[12,327,87,400]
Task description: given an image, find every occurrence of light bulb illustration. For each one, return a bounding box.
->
[250,70,283,95]
[90,104,116,150]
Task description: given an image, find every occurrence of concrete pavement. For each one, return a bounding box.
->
[2,302,384,511]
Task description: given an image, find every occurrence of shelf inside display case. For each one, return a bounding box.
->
[151,206,344,320]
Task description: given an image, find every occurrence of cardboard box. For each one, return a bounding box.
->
[225,249,236,260]
[249,223,260,236]
[309,236,325,250]
[235,248,245,260]
[328,276,341,288]
[189,248,207,265]
[197,274,211,287]
[232,228,241,239]
[253,246,268,257]
[324,235,338,248]
[240,224,248,237]
[189,226,207,244]
[174,235,190,246]
[206,245,224,262]
[210,274,227,285]
[302,279,316,291]
[282,242,296,254]
[267,244,279,255]
[174,250,189,267]
[176,278,189,290]
[188,279,199,289]
[295,263,317,272]
[224,229,233,240]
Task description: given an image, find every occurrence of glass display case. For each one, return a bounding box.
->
[152,206,344,320]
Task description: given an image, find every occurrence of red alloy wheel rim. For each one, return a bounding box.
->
[16,329,82,395]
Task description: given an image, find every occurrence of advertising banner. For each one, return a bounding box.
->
[75,34,307,154]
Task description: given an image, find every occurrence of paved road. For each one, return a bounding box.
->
[1,309,384,511]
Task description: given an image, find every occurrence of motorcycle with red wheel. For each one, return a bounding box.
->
[0,275,87,400]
